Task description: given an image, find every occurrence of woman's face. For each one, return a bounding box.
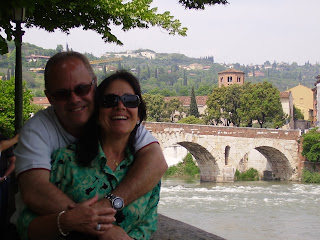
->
[98,79,139,138]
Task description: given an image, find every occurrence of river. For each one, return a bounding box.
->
[158,179,320,240]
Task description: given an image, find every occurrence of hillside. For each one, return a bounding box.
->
[0,42,319,97]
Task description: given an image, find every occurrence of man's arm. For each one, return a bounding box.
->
[95,142,167,208]
[18,169,75,214]
[0,133,19,152]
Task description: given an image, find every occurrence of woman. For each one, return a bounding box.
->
[18,70,160,240]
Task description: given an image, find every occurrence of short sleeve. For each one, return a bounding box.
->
[134,125,158,152]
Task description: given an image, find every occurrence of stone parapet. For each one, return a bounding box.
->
[151,214,226,240]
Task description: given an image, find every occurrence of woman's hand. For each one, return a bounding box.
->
[98,225,134,240]
[60,195,116,236]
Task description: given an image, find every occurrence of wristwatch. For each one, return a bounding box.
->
[105,193,124,211]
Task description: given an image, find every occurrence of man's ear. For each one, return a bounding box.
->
[44,90,54,105]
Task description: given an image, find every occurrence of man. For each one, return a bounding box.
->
[13,52,167,237]
[0,133,17,232]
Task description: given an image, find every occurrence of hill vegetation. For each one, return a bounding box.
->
[1,42,319,98]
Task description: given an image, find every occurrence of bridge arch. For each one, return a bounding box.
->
[178,141,219,182]
[235,141,297,180]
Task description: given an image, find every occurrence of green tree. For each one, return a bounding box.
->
[206,85,242,126]
[205,86,226,125]
[55,44,63,53]
[163,98,186,122]
[183,69,187,86]
[196,84,213,96]
[293,105,304,120]
[302,128,320,162]
[190,86,199,117]
[0,78,34,136]
[239,82,285,128]
[143,93,165,122]
[0,1,218,54]
[178,116,204,124]
[6,68,10,80]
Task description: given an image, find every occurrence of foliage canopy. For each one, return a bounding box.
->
[0,78,35,136]
[302,128,320,162]
[206,82,286,128]
[0,0,228,54]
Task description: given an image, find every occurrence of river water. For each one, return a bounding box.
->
[158,179,320,240]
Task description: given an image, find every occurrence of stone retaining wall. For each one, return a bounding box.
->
[151,214,226,240]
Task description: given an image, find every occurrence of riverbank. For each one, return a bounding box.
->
[151,214,226,240]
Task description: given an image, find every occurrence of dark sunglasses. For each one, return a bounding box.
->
[102,94,140,108]
[50,79,95,101]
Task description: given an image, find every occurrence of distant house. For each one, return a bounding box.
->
[32,97,50,108]
[218,68,245,88]
[279,91,294,129]
[286,84,313,121]
[163,96,208,121]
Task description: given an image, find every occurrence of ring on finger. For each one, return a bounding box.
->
[96,223,102,231]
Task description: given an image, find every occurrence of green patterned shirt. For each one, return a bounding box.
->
[17,143,160,240]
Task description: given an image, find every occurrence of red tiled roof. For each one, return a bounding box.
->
[280,91,290,98]
[218,68,244,74]
[32,97,50,105]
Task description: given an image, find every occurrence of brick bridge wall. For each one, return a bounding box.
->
[144,122,303,182]
[144,122,300,140]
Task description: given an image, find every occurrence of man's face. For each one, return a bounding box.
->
[45,57,95,136]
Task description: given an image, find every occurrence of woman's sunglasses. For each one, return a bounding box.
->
[102,94,140,108]
[50,79,95,101]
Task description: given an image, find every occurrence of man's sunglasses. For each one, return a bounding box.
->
[102,94,140,108]
[50,79,95,101]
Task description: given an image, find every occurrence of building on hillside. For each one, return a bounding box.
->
[164,96,208,122]
[286,84,313,122]
[103,50,156,59]
[26,55,50,62]
[279,91,294,129]
[312,75,320,126]
[32,97,50,108]
[218,68,245,88]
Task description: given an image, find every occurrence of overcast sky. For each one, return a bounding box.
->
[21,0,320,65]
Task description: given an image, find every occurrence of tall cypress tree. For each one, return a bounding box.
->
[183,69,187,86]
[11,64,14,78]
[190,86,199,118]
[7,68,10,80]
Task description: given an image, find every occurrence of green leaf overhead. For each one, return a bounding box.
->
[0,0,228,55]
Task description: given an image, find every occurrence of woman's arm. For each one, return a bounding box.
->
[127,181,161,240]
[18,196,116,240]
[0,133,19,151]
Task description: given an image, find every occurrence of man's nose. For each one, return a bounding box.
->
[69,91,81,102]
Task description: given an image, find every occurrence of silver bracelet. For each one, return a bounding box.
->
[57,210,69,236]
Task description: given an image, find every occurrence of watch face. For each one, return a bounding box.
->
[113,198,124,210]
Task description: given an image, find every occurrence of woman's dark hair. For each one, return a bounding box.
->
[76,70,147,166]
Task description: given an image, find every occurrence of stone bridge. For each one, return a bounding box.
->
[144,122,302,182]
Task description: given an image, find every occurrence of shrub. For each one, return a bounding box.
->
[302,169,320,183]
[302,128,320,162]
[164,153,199,178]
[235,168,259,181]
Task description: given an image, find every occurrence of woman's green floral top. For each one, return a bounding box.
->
[17,143,160,240]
